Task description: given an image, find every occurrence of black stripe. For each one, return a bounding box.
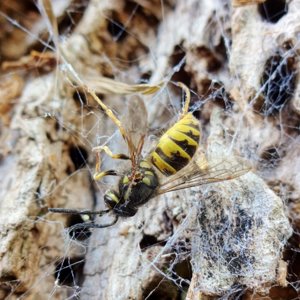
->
[181,122,199,130]
[155,147,189,171]
[177,129,200,143]
[151,156,174,176]
[169,137,197,157]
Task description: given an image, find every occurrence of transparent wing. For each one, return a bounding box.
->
[156,156,251,195]
[92,94,148,178]
[121,95,148,156]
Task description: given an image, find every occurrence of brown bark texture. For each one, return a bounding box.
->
[0,0,299,299]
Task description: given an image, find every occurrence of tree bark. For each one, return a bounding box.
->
[0,0,299,299]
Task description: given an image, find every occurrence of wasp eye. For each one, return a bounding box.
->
[104,190,119,209]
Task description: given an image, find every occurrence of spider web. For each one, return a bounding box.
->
[0,0,299,299]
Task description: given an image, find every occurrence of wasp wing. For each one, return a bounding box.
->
[156,156,251,195]
[121,95,148,157]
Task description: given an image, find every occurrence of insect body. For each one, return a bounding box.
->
[94,83,200,220]
[150,113,200,176]
[49,82,249,229]
[104,160,159,217]
[105,110,199,218]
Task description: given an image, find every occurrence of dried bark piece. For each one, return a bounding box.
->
[190,110,292,296]
[1,50,57,73]
[0,0,298,299]
[232,0,266,7]
[0,74,23,118]
[0,73,93,299]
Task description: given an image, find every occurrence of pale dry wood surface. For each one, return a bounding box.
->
[0,0,299,299]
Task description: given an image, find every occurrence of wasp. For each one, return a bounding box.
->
[49,82,249,229]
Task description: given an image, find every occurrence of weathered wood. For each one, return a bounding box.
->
[0,0,298,299]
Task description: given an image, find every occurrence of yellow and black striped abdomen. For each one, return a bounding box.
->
[150,113,200,176]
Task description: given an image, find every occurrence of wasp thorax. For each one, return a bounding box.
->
[101,160,160,218]
[104,190,120,209]
[118,161,159,206]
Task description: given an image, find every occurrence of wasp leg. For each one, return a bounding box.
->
[176,82,191,118]
[92,145,130,160]
[113,205,137,217]
[68,215,119,230]
[87,91,128,143]
[93,169,119,181]
[92,145,130,180]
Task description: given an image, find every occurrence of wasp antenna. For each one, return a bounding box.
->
[48,208,111,216]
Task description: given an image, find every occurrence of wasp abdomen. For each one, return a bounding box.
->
[150,113,200,176]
